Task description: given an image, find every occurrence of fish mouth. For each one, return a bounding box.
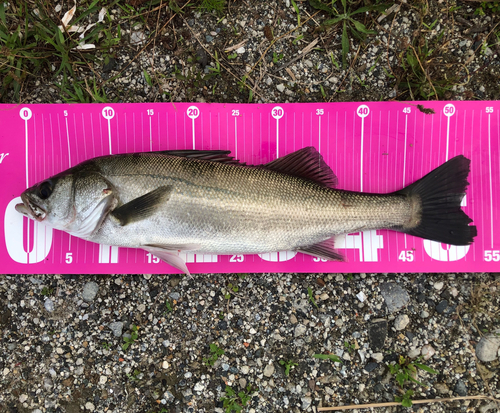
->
[15,194,47,222]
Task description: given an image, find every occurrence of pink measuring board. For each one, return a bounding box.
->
[1,102,499,274]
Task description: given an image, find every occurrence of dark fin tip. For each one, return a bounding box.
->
[397,155,477,245]
[298,238,345,261]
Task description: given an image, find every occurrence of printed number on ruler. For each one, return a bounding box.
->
[230,255,244,262]
[232,110,240,116]
[398,250,414,262]
[20,107,32,120]
[403,107,411,114]
[335,230,383,262]
[316,109,324,115]
[64,110,68,117]
[146,253,160,264]
[486,107,494,113]
[272,106,284,119]
[187,106,200,119]
[102,106,115,119]
[357,105,370,118]
[65,252,73,264]
[443,103,455,116]
[484,250,500,262]
[147,109,154,116]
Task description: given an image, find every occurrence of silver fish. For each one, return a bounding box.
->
[16,147,476,275]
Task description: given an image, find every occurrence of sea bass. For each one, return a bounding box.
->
[16,147,476,275]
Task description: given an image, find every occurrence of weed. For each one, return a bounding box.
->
[319,84,326,99]
[272,52,284,64]
[388,355,438,407]
[122,325,139,351]
[102,342,111,350]
[313,353,342,363]
[199,0,226,14]
[344,341,356,354]
[224,280,239,300]
[308,286,318,309]
[227,52,238,60]
[279,359,298,376]
[475,1,500,16]
[41,286,54,296]
[220,384,256,413]
[346,273,354,281]
[291,0,301,26]
[203,343,224,367]
[127,368,142,382]
[164,300,173,314]
[308,0,389,68]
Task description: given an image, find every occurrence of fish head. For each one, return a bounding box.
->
[16,170,117,238]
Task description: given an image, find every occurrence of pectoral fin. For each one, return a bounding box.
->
[142,246,191,277]
[298,238,345,261]
[112,186,172,226]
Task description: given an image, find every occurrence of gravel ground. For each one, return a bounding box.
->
[2,0,500,412]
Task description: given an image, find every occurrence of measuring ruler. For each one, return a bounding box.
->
[1,101,498,274]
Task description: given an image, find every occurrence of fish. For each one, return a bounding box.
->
[15,147,477,275]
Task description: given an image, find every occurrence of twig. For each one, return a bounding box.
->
[318,395,498,411]
[273,38,319,74]
[224,40,249,53]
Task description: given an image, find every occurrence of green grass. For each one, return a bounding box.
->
[203,342,224,367]
[220,384,256,413]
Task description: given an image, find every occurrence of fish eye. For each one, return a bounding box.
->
[38,181,53,199]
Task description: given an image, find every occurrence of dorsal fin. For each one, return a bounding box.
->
[150,149,245,165]
[264,147,337,188]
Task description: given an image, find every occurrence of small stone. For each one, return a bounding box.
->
[239,378,247,388]
[236,47,245,54]
[194,382,204,392]
[99,375,107,385]
[205,35,214,43]
[295,324,307,337]
[421,344,435,360]
[19,394,28,403]
[369,319,388,350]
[138,304,146,312]
[290,314,298,324]
[435,300,448,314]
[379,283,409,313]
[222,363,230,371]
[241,365,250,374]
[394,314,410,330]
[371,353,383,362]
[82,282,99,302]
[44,298,54,312]
[263,363,275,377]
[143,274,151,280]
[169,292,180,300]
[162,361,169,369]
[304,60,313,68]
[434,281,444,290]
[335,319,344,327]
[454,380,467,396]
[85,402,95,411]
[420,310,430,318]
[364,362,378,372]
[109,321,124,337]
[435,383,449,395]
[356,291,366,302]
[475,330,500,362]
[277,84,285,93]
[298,396,311,410]
[408,348,421,358]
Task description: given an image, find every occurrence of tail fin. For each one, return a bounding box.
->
[396,155,477,245]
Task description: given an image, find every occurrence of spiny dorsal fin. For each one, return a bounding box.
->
[265,147,337,188]
[111,186,172,226]
[150,149,245,165]
[298,238,344,261]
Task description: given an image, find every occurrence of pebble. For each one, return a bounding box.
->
[420,310,430,318]
[371,353,383,362]
[356,291,366,302]
[138,303,146,312]
[263,363,275,377]
[290,314,298,324]
[99,375,107,384]
[205,35,214,43]
[239,378,247,388]
[433,281,444,290]
[394,314,410,330]
[363,362,378,372]
[109,321,124,337]
[294,324,306,337]
[379,283,409,313]
[421,344,435,360]
[435,300,448,314]
[277,84,285,93]
[44,298,54,312]
[475,330,500,362]
[408,348,421,358]
[435,383,449,394]
[368,319,388,350]
[304,60,313,68]
[454,380,467,396]
[85,402,95,411]
[240,366,250,374]
[194,382,205,392]
[301,396,312,410]
[82,282,99,302]
[169,292,180,300]
[236,47,245,54]
[19,394,28,403]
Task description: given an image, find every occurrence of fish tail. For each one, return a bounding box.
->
[396,155,477,245]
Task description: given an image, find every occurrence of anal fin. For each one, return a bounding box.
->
[298,238,344,262]
[142,246,191,277]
